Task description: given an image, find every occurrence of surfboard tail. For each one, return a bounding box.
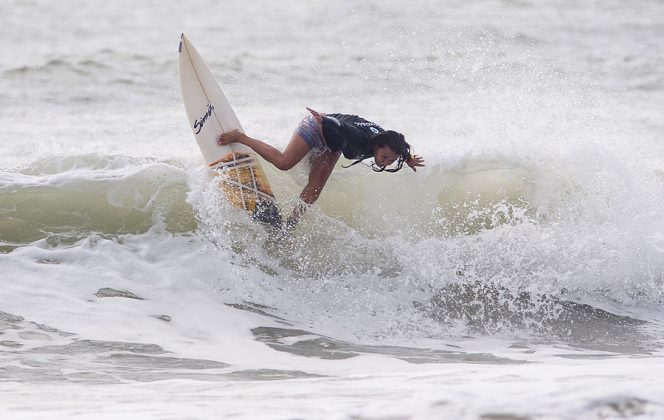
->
[252,200,283,228]
[211,153,282,226]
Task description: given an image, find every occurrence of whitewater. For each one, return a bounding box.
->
[2,0,664,419]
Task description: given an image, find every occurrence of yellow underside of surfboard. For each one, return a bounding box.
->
[211,152,275,212]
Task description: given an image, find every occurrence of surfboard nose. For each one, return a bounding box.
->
[179,34,184,53]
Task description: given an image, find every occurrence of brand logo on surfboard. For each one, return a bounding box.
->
[194,104,215,134]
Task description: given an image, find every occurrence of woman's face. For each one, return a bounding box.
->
[373,145,398,168]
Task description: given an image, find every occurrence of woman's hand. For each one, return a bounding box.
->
[217,129,244,145]
[406,154,425,172]
[306,107,324,125]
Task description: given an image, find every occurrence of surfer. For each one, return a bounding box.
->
[218,108,425,230]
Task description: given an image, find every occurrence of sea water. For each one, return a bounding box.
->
[1,0,664,419]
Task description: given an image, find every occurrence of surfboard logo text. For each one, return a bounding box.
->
[194,104,215,134]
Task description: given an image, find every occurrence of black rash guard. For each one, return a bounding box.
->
[321,114,384,160]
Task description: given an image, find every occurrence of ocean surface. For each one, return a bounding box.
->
[2,0,664,419]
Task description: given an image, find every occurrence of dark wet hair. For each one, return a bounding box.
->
[345,130,411,172]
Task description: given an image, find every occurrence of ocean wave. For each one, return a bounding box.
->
[2,49,157,77]
[3,150,664,339]
[0,154,542,249]
[0,155,196,248]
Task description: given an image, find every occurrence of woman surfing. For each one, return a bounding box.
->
[218,107,425,230]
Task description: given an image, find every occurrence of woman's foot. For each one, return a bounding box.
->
[217,129,245,145]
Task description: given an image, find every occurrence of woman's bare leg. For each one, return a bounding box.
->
[300,150,340,204]
[285,150,341,230]
[218,130,310,171]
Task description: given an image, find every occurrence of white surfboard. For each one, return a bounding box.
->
[178,33,281,226]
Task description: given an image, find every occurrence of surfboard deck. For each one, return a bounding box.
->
[178,33,281,227]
